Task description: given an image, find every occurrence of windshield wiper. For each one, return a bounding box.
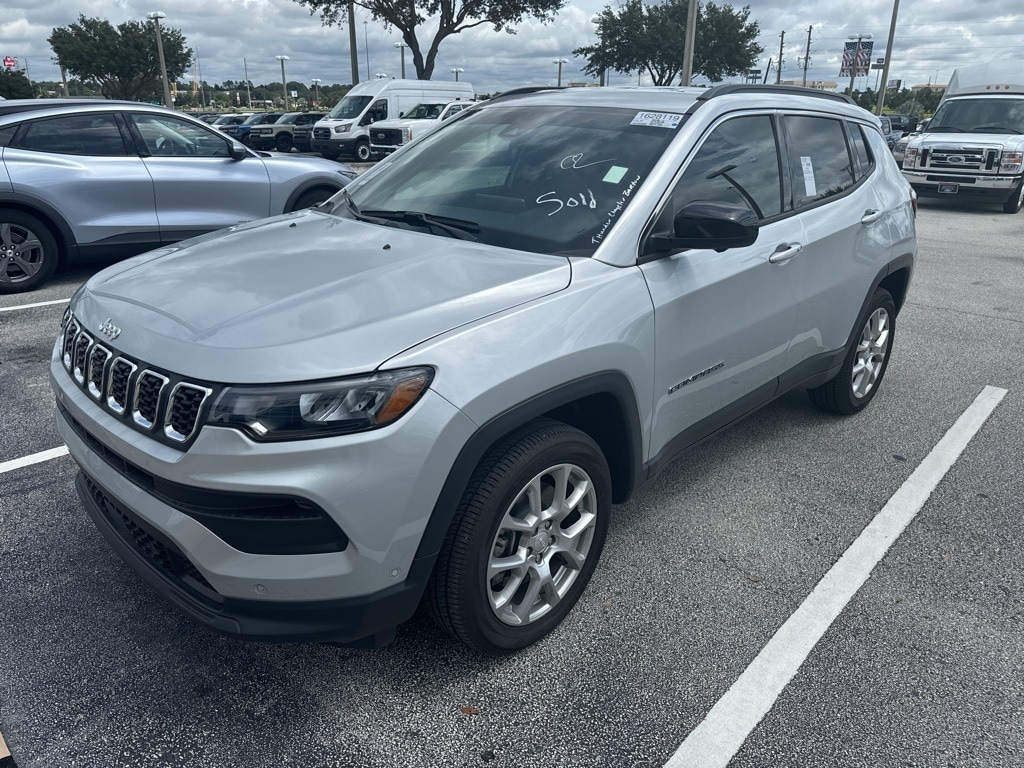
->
[972,125,1022,134]
[928,126,965,133]
[359,209,480,241]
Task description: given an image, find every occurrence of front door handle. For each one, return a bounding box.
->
[861,209,884,224]
[768,243,803,264]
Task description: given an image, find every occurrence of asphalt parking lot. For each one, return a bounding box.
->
[1,198,1022,767]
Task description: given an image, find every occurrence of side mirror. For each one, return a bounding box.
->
[643,200,760,256]
[228,142,249,160]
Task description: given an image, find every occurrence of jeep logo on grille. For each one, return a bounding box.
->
[946,155,966,164]
[98,318,122,340]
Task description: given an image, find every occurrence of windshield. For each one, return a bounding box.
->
[928,97,1024,134]
[338,103,684,256]
[403,103,447,120]
[276,113,301,124]
[328,95,372,120]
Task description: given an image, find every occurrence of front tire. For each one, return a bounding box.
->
[1003,181,1024,214]
[290,188,334,211]
[427,420,611,654]
[275,133,294,153]
[808,288,896,415]
[0,211,60,294]
[352,140,371,162]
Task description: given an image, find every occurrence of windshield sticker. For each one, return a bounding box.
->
[630,112,683,129]
[591,174,642,244]
[560,153,614,170]
[536,188,598,216]
[602,166,628,184]
[800,156,817,196]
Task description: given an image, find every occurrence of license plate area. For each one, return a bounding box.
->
[937,182,959,194]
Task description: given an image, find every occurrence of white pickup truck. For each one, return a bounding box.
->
[901,61,1024,213]
[368,101,472,159]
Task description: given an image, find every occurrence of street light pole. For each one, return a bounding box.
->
[450,67,464,82]
[276,55,290,111]
[590,16,606,86]
[147,12,173,108]
[553,57,568,87]
[311,78,321,106]
[394,42,407,79]
[680,0,698,86]
[875,0,901,115]
[847,33,872,99]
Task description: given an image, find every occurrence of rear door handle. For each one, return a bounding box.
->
[861,209,884,224]
[768,243,803,264]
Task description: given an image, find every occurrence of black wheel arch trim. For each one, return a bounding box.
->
[413,371,645,567]
[283,178,345,212]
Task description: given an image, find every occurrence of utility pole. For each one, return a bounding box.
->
[348,0,360,83]
[680,0,699,87]
[776,31,784,84]
[243,58,252,108]
[802,26,812,87]
[875,0,901,115]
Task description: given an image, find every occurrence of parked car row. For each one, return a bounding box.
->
[0,99,355,292]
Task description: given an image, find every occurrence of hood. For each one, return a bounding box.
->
[917,131,1024,149]
[74,211,570,383]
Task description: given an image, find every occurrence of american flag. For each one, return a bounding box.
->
[840,41,874,77]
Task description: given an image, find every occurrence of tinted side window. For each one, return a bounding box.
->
[848,123,874,181]
[133,114,232,157]
[658,114,783,225]
[786,116,854,208]
[0,125,17,148]
[11,114,127,156]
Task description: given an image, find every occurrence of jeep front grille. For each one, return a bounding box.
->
[60,314,215,449]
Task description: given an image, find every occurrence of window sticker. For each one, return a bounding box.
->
[800,156,817,197]
[630,112,683,129]
[602,166,628,184]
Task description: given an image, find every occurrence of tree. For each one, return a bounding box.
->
[49,15,192,101]
[295,0,565,80]
[0,69,35,99]
[575,0,762,86]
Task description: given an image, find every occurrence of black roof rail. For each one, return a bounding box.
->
[686,84,857,113]
[486,86,565,104]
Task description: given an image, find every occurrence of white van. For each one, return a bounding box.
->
[311,79,474,161]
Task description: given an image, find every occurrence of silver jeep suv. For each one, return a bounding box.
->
[51,85,916,654]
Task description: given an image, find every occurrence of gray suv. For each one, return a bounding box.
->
[0,100,355,293]
[51,85,916,654]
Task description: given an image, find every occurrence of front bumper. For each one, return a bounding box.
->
[51,348,476,644]
[310,137,358,155]
[902,170,1022,200]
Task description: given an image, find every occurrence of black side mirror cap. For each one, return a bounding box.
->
[643,200,760,257]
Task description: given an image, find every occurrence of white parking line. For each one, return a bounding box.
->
[0,298,70,313]
[665,385,1008,768]
[0,447,70,475]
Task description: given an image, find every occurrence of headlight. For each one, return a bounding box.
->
[1001,151,1023,173]
[334,124,352,134]
[904,147,918,167]
[208,367,434,441]
[401,127,412,142]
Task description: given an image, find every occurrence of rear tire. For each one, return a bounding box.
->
[427,419,611,654]
[1003,181,1024,214]
[808,288,896,415]
[0,210,60,294]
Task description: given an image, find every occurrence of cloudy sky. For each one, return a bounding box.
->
[2,0,1023,97]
